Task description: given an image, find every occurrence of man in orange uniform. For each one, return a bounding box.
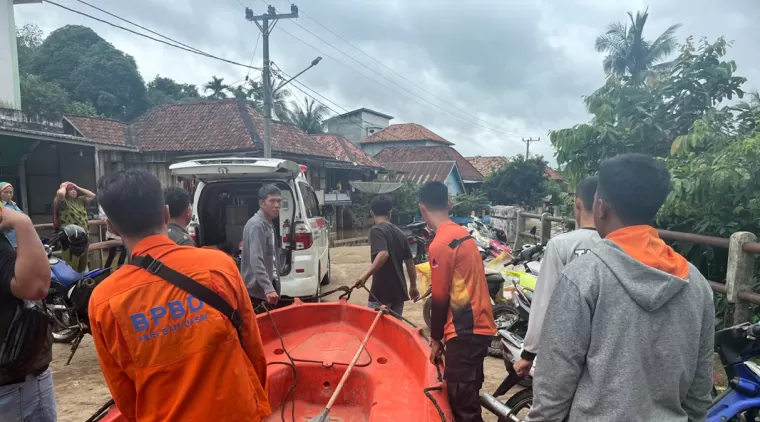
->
[89,170,271,422]
[419,181,497,422]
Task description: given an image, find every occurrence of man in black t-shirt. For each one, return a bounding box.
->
[356,195,419,317]
[0,207,57,420]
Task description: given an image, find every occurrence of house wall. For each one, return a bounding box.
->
[98,150,183,188]
[326,111,391,145]
[445,169,464,196]
[25,142,97,223]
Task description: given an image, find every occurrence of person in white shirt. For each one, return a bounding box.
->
[513,176,601,377]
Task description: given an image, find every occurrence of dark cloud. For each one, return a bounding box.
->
[14,0,760,162]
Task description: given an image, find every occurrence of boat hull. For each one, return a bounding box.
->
[95,299,452,422]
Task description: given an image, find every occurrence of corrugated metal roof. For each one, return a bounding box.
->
[384,161,457,184]
[375,146,484,181]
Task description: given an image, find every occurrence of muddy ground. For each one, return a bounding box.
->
[52,245,508,421]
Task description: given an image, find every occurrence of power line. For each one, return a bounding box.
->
[287,17,524,138]
[274,23,519,139]
[73,0,205,55]
[245,31,262,80]
[276,67,487,149]
[43,0,262,72]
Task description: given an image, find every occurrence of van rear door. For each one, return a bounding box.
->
[170,158,301,182]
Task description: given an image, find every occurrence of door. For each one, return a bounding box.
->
[170,158,301,182]
[298,182,328,278]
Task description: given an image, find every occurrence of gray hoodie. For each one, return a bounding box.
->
[527,239,714,422]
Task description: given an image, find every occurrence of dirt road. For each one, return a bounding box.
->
[52,245,508,421]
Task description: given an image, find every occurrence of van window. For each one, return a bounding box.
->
[299,183,320,218]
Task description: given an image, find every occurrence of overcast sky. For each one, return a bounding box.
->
[14,0,759,164]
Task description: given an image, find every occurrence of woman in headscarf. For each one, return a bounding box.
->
[54,182,96,272]
[0,182,24,247]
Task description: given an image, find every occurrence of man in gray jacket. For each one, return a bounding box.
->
[527,154,714,422]
[513,176,601,378]
[242,185,281,309]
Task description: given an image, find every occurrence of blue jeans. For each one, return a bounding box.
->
[0,369,57,421]
[368,300,404,318]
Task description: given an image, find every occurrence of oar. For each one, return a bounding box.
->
[310,308,386,422]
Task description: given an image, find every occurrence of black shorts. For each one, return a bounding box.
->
[443,334,491,383]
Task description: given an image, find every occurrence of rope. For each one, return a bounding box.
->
[256,283,447,421]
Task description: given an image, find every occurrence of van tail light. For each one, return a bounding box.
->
[285,222,313,250]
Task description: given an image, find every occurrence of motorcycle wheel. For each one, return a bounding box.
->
[489,304,520,357]
[48,297,79,344]
[501,388,533,421]
[423,297,432,329]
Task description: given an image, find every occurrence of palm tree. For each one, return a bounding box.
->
[203,76,229,99]
[290,97,330,134]
[249,78,293,122]
[595,8,681,84]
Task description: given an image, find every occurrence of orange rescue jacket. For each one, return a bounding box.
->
[89,235,271,422]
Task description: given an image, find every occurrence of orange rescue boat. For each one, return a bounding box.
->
[93,298,453,422]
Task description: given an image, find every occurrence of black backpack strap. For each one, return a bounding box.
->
[448,235,474,250]
[130,255,243,340]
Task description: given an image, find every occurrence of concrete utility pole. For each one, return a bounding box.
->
[522,137,539,160]
[246,5,299,158]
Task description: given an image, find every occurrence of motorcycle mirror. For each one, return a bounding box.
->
[529,226,537,236]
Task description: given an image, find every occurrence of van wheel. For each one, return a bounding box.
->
[320,254,331,286]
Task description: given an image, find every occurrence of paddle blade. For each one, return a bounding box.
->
[308,409,330,422]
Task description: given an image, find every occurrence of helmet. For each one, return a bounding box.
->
[60,225,89,257]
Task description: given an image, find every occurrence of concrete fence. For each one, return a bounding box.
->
[497,208,760,325]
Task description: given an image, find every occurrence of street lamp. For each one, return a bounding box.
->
[261,56,321,158]
[274,56,322,94]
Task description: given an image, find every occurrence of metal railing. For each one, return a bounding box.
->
[516,211,760,324]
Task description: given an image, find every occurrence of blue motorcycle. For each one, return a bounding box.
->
[43,225,110,364]
[708,322,760,421]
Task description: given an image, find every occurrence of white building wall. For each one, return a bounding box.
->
[0,0,21,109]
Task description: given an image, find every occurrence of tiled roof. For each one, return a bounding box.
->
[384,161,457,184]
[466,156,508,178]
[359,123,453,145]
[545,167,563,180]
[245,107,332,159]
[374,146,484,181]
[131,99,257,152]
[62,99,351,162]
[312,134,381,168]
[64,115,129,147]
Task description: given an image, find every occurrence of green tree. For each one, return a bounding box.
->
[552,37,745,185]
[451,191,490,217]
[595,8,681,83]
[482,155,552,207]
[247,78,293,122]
[69,42,149,119]
[65,101,98,116]
[19,74,69,122]
[147,75,200,106]
[289,97,329,134]
[32,25,105,89]
[16,23,43,76]
[204,76,229,99]
[32,25,149,119]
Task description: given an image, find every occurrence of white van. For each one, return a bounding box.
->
[169,158,331,299]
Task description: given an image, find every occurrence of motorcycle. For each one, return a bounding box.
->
[405,221,434,264]
[417,269,520,357]
[482,329,535,420]
[707,322,760,421]
[44,226,110,364]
